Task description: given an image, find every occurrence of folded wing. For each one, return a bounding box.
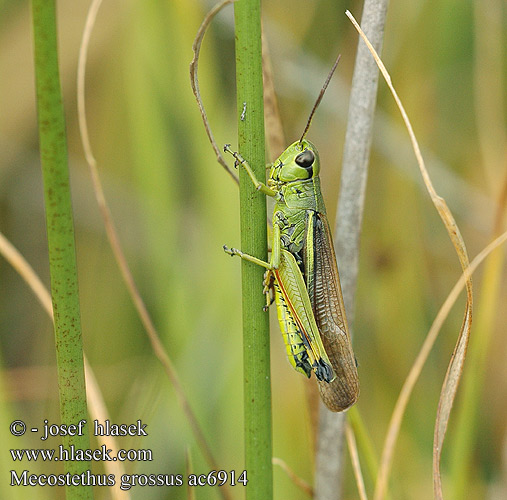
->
[305,211,359,412]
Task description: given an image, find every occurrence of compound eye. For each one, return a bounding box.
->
[295,149,315,169]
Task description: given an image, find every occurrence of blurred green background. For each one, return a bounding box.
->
[1,0,505,499]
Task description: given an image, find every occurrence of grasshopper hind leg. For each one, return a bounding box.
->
[294,351,312,378]
[284,331,313,378]
[262,270,276,311]
[274,282,314,378]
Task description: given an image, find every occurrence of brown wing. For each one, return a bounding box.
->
[304,211,359,412]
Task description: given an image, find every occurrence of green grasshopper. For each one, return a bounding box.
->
[224,58,359,412]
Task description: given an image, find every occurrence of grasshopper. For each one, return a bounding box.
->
[224,58,359,412]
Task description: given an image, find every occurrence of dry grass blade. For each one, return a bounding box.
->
[272,457,313,497]
[261,26,285,161]
[0,231,130,500]
[346,10,474,500]
[346,423,369,500]
[373,231,507,500]
[0,232,53,318]
[83,360,131,500]
[190,0,238,184]
[316,3,388,499]
[78,3,231,498]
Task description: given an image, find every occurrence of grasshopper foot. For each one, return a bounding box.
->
[223,144,245,167]
[223,245,241,258]
[262,296,274,312]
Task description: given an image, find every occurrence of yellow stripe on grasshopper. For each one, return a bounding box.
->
[273,249,335,383]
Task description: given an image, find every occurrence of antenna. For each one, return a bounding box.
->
[299,54,341,145]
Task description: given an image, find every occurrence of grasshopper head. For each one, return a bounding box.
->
[268,55,339,187]
[268,140,320,185]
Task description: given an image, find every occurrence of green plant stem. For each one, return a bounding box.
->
[348,407,379,486]
[234,0,273,498]
[31,2,91,499]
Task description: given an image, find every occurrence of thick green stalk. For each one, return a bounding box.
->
[234,1,273,498]
[31,2,91,499]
